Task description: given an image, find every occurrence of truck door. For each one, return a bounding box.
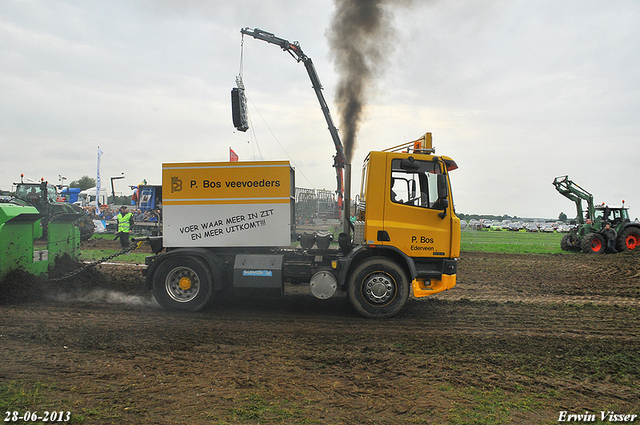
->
[383,157,454,258]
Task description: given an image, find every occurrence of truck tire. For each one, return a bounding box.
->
[347,257,409,319]
[617,227,640,252]
[152,256,214,311]
[581,233,605,254]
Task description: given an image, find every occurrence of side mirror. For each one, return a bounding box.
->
[437,198,449,210]
[437,198,449,219]
[436,174,449,218]
[437,174,449,199]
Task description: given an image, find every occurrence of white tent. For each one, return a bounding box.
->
[77,186,108,207]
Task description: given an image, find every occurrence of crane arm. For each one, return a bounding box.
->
[553,175,595,224]
[240,28,346,206]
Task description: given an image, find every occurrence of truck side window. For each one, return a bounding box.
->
[390,158,444,209]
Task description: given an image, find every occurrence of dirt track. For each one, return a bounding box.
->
[1,247,639,424]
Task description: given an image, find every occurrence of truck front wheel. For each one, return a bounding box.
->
[152,256,214,311]
[347,257,409,319]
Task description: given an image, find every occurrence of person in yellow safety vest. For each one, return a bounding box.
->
[116,206,134,249]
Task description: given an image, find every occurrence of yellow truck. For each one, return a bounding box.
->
[142,28,459,318]
[142,133,460,318]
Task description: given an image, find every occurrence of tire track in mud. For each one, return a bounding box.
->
[435,291,640,306]
[3,296,639,422]
[454,251,640,303]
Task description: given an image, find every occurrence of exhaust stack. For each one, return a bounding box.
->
[343,163,351,236]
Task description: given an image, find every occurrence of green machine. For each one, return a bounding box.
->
[553,175,640,253]
[13,178,94,240]
[0,202,80,282]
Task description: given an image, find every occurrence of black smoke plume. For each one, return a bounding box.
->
[327,0,399,162]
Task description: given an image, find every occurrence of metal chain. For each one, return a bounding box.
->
[48,240,144,282]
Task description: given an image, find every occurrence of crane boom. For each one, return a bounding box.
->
[240,27,345,207]
[553,175,595,224]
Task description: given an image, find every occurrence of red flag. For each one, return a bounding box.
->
[230,148,238,162]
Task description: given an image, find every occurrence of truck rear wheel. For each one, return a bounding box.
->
[152,256,214,311]
[617,228,640,252]
[581,233,605,254]
[347,257,409,319]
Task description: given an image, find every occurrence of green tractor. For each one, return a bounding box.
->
[12,177,94,240]
[553,175,640,254]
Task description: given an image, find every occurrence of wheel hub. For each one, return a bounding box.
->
[166,267,200,303]
[179,277,192,290]
[364,274,395,304]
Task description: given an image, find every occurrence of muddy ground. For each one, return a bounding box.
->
[1,241,639,424]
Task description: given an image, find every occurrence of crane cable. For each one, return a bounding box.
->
[237,34,316,188]
[236,34,263,160]
[238,34,243,78]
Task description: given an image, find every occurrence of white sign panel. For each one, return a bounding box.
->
[164,203,290,247]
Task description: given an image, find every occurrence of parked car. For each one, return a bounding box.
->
[479,219,492,229]
[508,221,524,231]
[540,223,555,233]
[468,219,482,230]
[525,222,539,232]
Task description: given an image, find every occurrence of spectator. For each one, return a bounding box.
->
[602,222,617,253]
[134,209,145,221]
[116,206,134,249]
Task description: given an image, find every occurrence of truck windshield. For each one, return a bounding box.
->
[390,158,445,209]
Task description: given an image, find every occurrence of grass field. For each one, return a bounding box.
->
[83,229,567,263]
[77,234,149,264]
[461,229,565,254]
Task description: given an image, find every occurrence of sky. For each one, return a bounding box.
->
[1,0,639,220]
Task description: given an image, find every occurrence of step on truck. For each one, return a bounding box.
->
[142,133,460,318]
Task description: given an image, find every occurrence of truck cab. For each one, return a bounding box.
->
[360,151,459,255]
[353,135,460,302]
